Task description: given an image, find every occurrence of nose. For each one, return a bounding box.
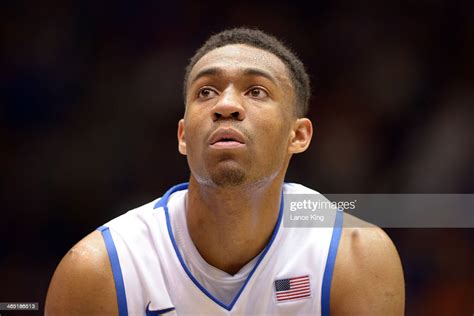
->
[211,88,246,121]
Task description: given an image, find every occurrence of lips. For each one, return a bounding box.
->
[209,128,246,145]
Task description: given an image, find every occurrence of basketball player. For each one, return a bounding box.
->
[45,28,404,315]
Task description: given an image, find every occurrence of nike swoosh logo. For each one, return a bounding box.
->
[146,302,175,315]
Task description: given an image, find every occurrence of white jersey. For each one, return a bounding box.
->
[98,183,343,316]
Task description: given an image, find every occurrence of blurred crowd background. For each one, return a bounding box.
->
[1,0,473,314]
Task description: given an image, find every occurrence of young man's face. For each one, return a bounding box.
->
[178,44,299,187]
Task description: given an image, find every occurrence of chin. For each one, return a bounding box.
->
[210,167,246,187]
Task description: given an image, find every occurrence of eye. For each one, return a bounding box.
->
[197,87,218,99]
[247,87,268,99]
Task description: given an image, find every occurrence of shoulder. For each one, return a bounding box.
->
[284,182,321,194]
[45,230,118,316]
[330,213,405,315]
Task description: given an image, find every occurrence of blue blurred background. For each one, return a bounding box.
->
[1,0,473,314]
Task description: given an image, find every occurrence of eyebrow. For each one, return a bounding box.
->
[190,67,278,86]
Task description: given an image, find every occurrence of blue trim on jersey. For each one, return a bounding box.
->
[154,182,285,311]
[154,183,189,210]
[97,226,128,316]
[321,210,344,316]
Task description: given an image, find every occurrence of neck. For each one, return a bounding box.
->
[186,175,284,275]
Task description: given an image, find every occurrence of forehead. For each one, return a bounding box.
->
[189,44,292,86]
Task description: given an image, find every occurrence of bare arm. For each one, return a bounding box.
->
[330,214,405,315]
[45,230,118,316]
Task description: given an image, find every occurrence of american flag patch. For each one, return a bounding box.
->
[274,275,311,302]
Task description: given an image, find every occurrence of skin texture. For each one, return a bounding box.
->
[45,231,118,315]
[331,213,405,315]
[45,44,404,315]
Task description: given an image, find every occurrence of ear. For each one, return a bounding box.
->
[288,118,313,154]
[177,119,187,155]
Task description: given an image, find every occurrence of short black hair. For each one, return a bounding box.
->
[183,28,311,117]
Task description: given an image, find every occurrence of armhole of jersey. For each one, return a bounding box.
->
[321,211,344,316]
[97,226,128,316]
